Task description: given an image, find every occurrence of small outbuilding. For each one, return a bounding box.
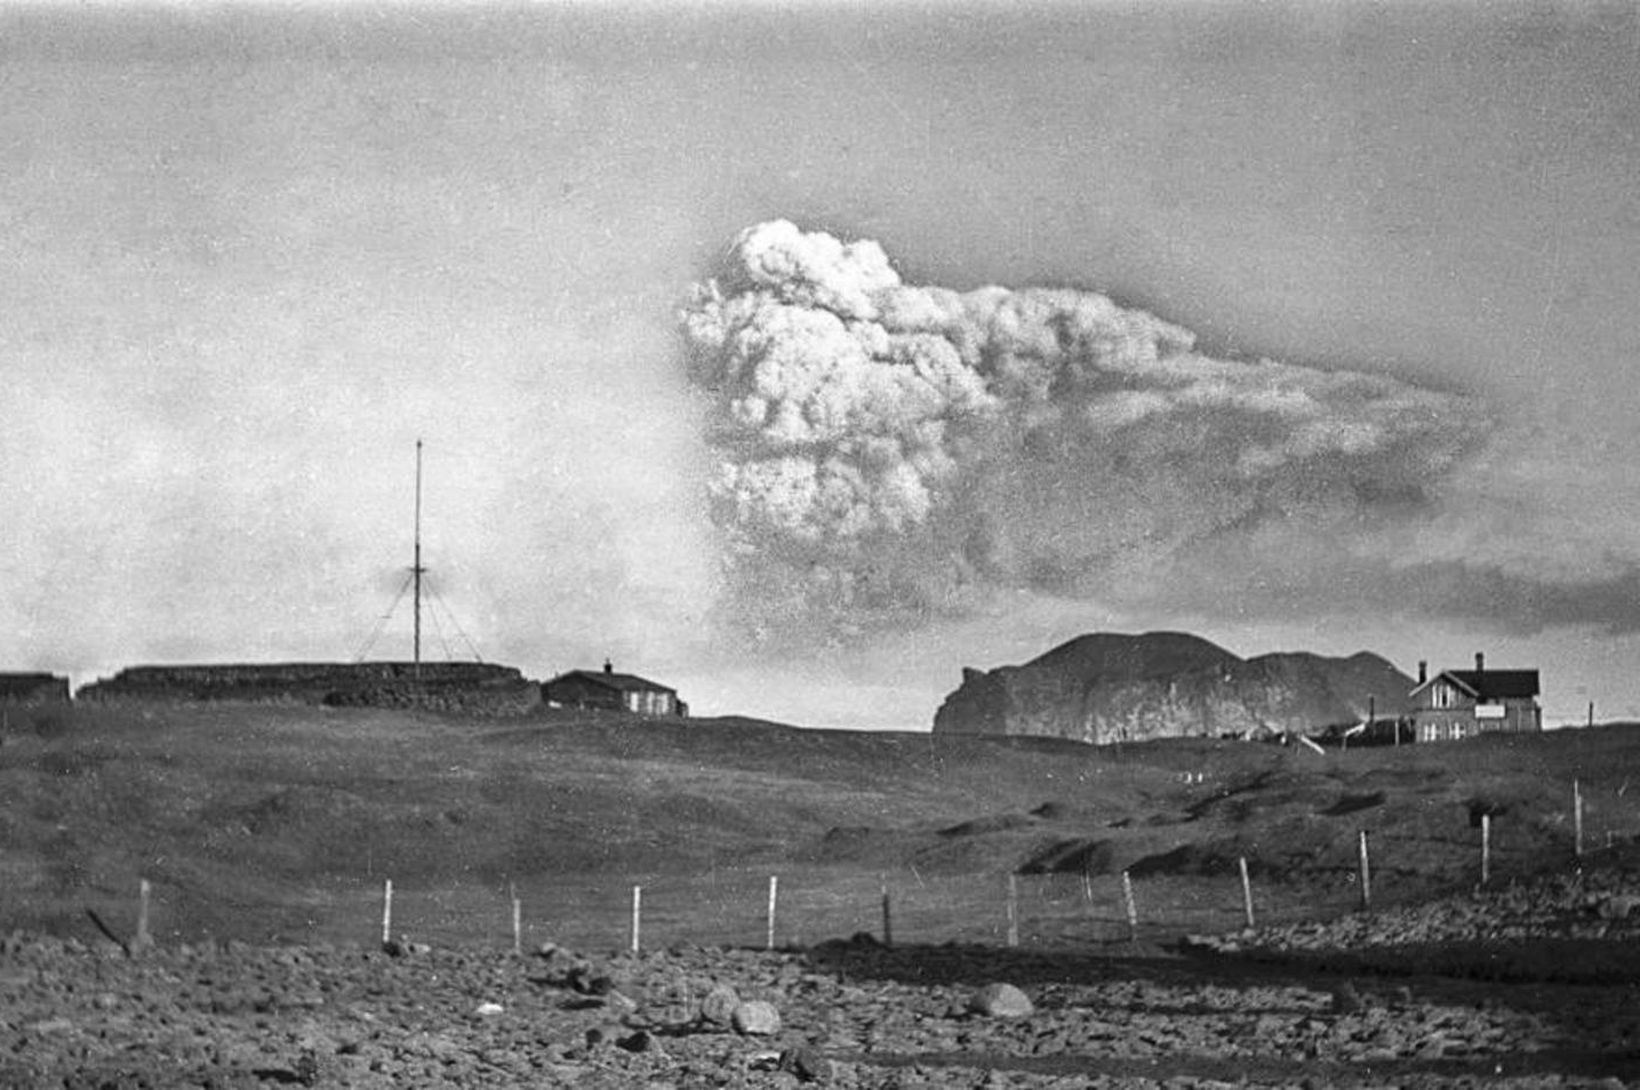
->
[542,661,687,717]
[1408,653,1541,742]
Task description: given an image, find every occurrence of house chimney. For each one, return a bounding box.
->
[1474,652,1485,675]
[603,659,613,674]
[1418,660,1427,685]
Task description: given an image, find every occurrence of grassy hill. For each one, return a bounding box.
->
[2,702,1637,953]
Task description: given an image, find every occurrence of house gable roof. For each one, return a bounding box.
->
[1410,669,1540,701]
[544,669,677,695]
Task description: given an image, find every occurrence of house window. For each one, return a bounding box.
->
[1433,685,1452,709]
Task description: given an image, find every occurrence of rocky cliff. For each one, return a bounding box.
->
[932,632,1413,744]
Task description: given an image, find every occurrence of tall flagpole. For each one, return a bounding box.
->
[413,439,425,677]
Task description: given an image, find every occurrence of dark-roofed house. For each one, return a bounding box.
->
[0,672,70,705]
[1408,653,1541,742]
[542,661,687,717]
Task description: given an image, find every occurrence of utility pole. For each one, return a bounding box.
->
[413,439,425,678]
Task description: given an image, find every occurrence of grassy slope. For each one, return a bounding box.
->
[2,703,1637,951]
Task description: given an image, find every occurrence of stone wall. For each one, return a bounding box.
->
[75,662,539,716]
[0,673,71,705]
[321,678,542,716]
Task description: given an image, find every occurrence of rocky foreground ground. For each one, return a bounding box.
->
[4,868,1639,1089]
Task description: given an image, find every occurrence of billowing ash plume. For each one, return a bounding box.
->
[682,220,1487,642]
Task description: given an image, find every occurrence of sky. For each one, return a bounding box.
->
[4,1,1639,730]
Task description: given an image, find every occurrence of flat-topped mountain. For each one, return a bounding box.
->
[932,631,1414,744]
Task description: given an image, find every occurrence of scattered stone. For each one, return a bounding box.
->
[700,982,741,1026]
[1598,894,1639,920]
[567,963,615,995]
[250,1063,314,1085]
[473,1001,504,1017]
[24,1017,75,1034]
[968,983,1033,1018]
[603,989,641,1020]
[3,885,1635,1090]
[293,1053,322,1085]
[616,1029,664,1055]
[732,999,782,1036]
[779,1044,832,1082]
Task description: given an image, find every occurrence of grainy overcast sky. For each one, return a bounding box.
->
[4,2,1639,729]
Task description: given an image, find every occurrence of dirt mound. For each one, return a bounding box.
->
[201,786,373,837]
[1319,791,1385,817]
[1016,838,1114,876]
[1128,840,1268,879]
[938,812,1038,837]
[1028,801,1081,821]
[1185,770,1341,823]
[796,825,912,866]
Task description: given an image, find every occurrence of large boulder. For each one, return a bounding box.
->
[968,982,1034,1018]
[933,631,1412,744]
[731,1000,782,1036]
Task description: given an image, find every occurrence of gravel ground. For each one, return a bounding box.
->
[1187,864,1640,980]
[5,869,1639,1089]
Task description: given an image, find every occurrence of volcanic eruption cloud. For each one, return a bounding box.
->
[681,220,1486,644]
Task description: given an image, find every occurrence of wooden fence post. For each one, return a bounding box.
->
[381,879,393,947]
[1574,779,1584,859]
[1122,870,1138,942]
[136,879,152,951]
[630,885,642,956]
[510,885,522,956]
[766,876,778,951]
[1006,874,1019,947]
[1239,857,1255,930]
[1358,831,1372,911]
[1481,813,1491,886]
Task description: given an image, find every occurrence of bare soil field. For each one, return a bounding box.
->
[2,704,1638,1086]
